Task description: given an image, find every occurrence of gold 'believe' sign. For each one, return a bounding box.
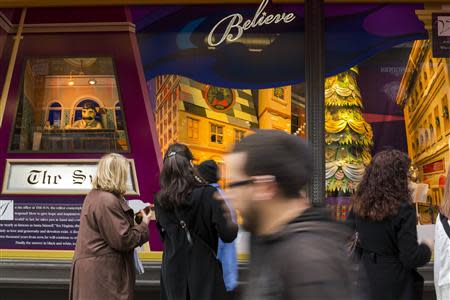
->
[207,0,296,47]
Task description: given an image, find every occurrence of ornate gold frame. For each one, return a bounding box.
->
[2,158,140,195]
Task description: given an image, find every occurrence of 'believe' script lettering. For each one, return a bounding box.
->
[207,0,296,47]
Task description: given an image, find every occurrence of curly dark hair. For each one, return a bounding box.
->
[352,149,412,221]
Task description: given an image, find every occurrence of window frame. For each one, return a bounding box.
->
[45,101,63,127]
[187,117,199,140]
[8,56,131,154]
[234,129,245,143]
[210,123,224,145]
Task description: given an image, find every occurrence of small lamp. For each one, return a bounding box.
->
[68,70,75,86]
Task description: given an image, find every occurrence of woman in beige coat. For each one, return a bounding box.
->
[69,153,152,300]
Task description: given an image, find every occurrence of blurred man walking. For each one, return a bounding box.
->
[225,130,354,300]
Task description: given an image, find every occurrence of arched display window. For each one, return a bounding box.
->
[46,102,62,128]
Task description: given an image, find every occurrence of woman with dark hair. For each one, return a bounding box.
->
[348,149,432,300]
[155,143,238,300]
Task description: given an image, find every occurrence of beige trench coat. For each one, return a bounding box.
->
[69,189,149,300]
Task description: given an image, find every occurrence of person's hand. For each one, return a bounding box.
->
[213,192,232,220]
[140,208,153,225]
[422,239,434,250]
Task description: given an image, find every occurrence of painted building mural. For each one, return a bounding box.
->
[153,75,304,175]
[396,39,450,224]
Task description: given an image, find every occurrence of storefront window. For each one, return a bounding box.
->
[324,4,449,224]
[9,57,130,153]
[137,0,307,171]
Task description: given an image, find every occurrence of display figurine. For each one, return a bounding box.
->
[68,103,103,129]
[408,163,419,183]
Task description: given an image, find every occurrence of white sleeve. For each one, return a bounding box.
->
[435,216,441,295]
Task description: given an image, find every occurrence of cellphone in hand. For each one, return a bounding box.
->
[134,205,155,224]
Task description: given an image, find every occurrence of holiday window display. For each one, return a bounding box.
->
[396,40,450,224]
[324,66,374,220]
[9,57,129,152]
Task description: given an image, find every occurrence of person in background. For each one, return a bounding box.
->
[198,160,238,294]
[69,153,152,300]
[348,149,432,300]
[155,143,238,300]
[434,167,450,300]
[225,130,353,300]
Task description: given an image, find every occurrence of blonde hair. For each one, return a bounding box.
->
[92,153,129,196]
[441,167,450,218]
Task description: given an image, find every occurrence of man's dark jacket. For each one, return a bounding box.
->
[243,207,355,300]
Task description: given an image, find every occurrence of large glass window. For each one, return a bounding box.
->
[142,0,307,257]
[139,1,307,177]
[323,4,449,224]
[10,57,129,152]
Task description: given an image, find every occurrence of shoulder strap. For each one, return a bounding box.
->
[440,213,450,240]
[174,187,218,257]
[174,208,193,245]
